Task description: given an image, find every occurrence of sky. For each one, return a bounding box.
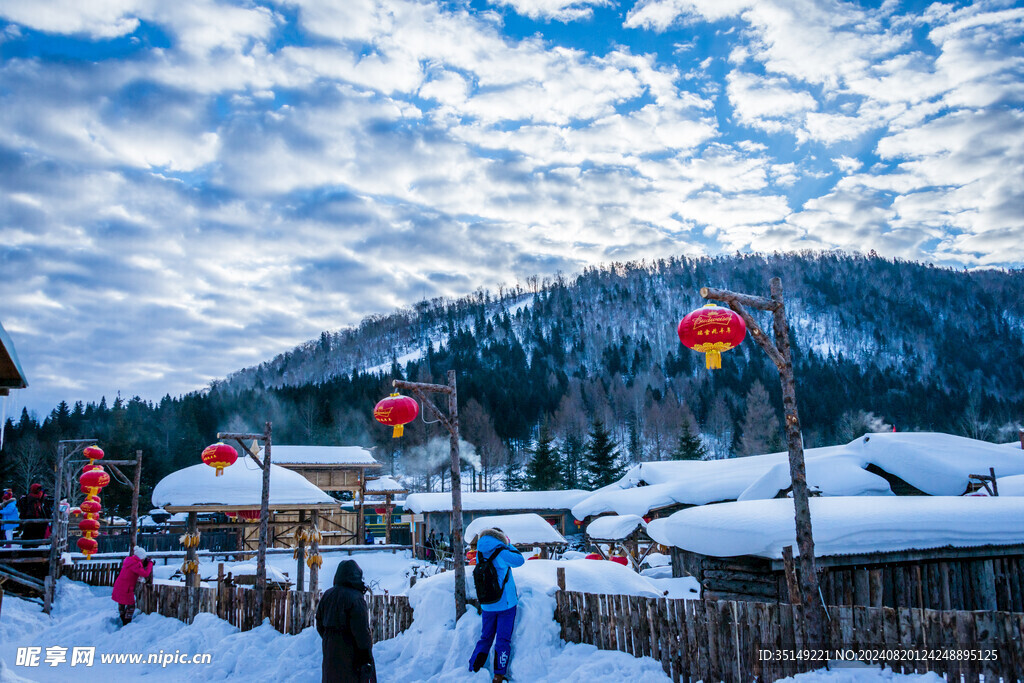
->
[1,0,1023,417]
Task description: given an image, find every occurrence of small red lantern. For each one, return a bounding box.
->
[610,555,628,566]
[375,507,387,515]
[466,549,477,565]
[78,518,101,535]
[80,498,102,515]
[202,443,238,476]
[235,510,260,522]
[585,553,603,560]
[373,393,419,438]
[80,467,110,493]
[77,536,98,558]
[83,445,104,463]
[678,304,747,370]
[573,519,583,527]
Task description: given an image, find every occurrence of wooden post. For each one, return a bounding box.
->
[447,370,466,620]
[358,471,366,544]
[296,510,307,593]
[700,277,823,643]
[309,510,320,594]
[0,581,4,620]
[186,511,199,621]
[256,421,272,620]
[44,442,66,613]
[385,493,393,545]
[129,450,142,549]
[392,371,466,620]
[782,545,801,605]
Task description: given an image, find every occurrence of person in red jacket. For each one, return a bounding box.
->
[112,546,153,625]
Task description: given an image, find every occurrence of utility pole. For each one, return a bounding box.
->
[393,370,466,619]
[700,277,823,642]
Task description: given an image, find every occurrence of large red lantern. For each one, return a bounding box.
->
[373,393,419,438]
[78,518,101,534]
[83,445,104,463]
[77,536,98,559]
[677,304,747,370]
[79,467,110,494]
[201,443,238,476]
[80,498,102,515]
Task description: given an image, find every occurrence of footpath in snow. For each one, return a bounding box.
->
[1,553,944,683]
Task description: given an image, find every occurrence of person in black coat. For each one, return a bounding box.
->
[316,560,376,683]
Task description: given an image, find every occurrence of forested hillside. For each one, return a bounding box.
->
[3,252,1023,514]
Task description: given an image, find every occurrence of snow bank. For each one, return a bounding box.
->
[465,514,566,546]
[996,474,1024,497]
[405,490,590,514]
[152,462,336,508]
[647,496,1024,559]
[271,445,378,466]
[365,476,406,493]
[586,514,647,540]
[574,433,1024,518]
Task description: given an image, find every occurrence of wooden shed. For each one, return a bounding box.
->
[650,496,1024,611]
[269,445,381,545]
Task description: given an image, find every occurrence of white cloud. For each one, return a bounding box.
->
[489,0,611,23]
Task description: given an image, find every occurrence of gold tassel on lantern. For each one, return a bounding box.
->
[694,342,732,370]
[392,424,404,438]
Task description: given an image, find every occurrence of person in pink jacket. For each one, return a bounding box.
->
[112,546,153,625]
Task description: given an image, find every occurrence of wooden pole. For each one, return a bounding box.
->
[186,511,198,621]
[448,369,466,619]
[358,471,366,544]
[296,510,306,593]
[700,277,822,642]
[782,545,801,605]
[44,442,66,614]
[385,493,393,545]
[129,450,142,549]
[309,510,320,594]
[256,422,272,620]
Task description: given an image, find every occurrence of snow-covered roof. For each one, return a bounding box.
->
[572,432,1024,519]
[647,496,1024,560]
[404,490,590,514]
[466,513,567,546]
[997,474,1024,497]
[365,476,408,494]
[586,514,647,540]
[152,461,338,509]
[270,445,379,466]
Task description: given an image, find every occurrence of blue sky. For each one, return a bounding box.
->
[1,0,1022,415]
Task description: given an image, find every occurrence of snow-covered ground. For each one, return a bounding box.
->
[0,552,943,682]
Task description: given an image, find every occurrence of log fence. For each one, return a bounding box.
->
[556,589,1024,682]
[64,560,122,586]
[136,580,412,640]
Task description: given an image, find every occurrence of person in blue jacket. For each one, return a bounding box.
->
[1,488,19,547]
[469,528,524,682]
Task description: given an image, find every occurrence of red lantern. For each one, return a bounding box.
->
[373,393,419,438]
[610,556,628,566]
[375,507,387,515]
[235,510,260,522]
[585,553,603,560]
[77,536,98,558]
[573,519,583,527]
[201,443,238,476]
[80,467,110,493]
[466,549,477,565]
[83,445,104,463]
[80,498,102,515]
[677,304,747,370]
[78,518,101,535]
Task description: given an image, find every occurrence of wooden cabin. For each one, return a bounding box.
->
[651,496,1024,612]
[271,445,381,545]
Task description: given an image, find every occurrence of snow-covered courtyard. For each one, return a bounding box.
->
[0,551,948,683]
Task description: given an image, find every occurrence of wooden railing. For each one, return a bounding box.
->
[136,581,413,640]
[64,560,122,586]
[556,590,1024,683]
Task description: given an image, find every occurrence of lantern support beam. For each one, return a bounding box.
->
[699,277,824,645]
[215,425,272,619]
[392,371,467,621]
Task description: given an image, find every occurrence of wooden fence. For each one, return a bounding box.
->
[556,591,1024,683]
[64,560,122,586]
[136,581,413,640]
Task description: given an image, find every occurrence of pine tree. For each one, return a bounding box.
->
[739,381,784,456]
[672,420,707,460]
[525,426,561,490]
[560,432,584,488]
[583,418,624,488]
[503,449,524,491]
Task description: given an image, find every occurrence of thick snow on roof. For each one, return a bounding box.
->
[586,514,647,540]
[647,496,1024,560]
[404,489,590,513]
[365,475,407,493]
[152,461,337,508]
[270,445,379,465]
[572,432,1024,518]
[997,474,1024,497]
[466,513,567,546]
